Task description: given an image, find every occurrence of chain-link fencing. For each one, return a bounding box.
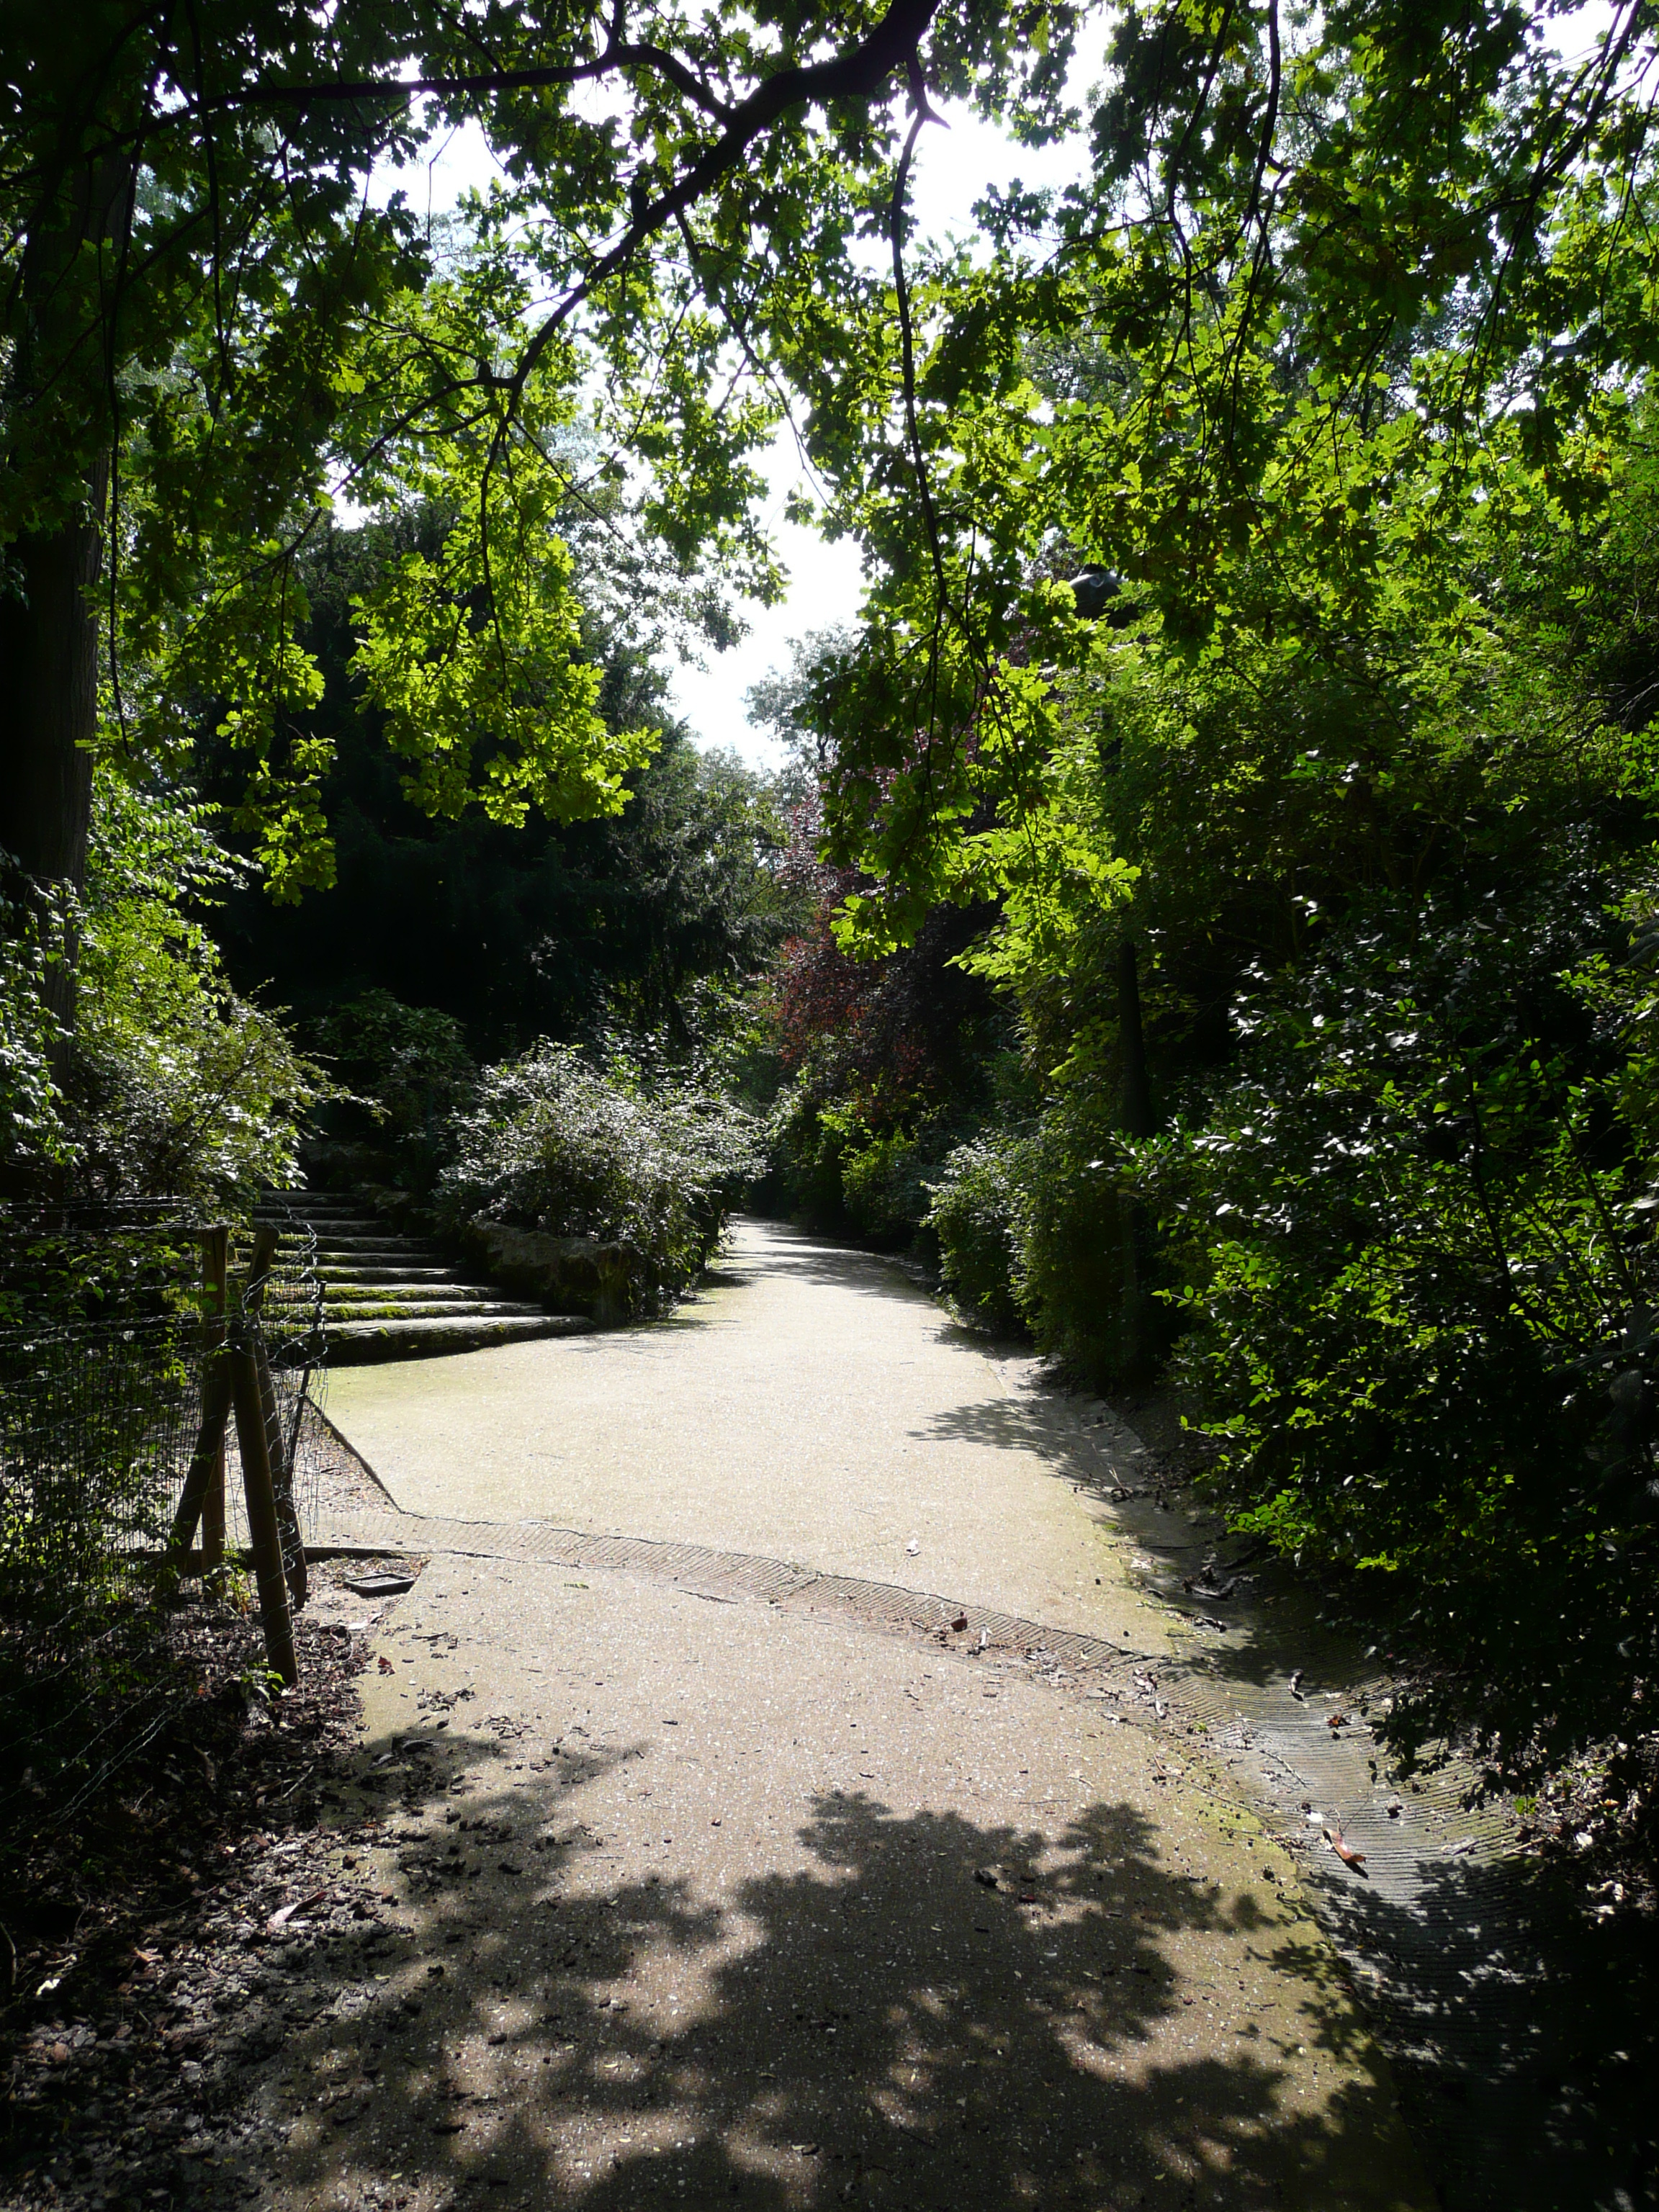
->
[0,1202,325,1815]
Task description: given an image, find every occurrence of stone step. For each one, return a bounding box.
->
[312,1265,455,1282]
[323,1300,541,1322]
[327,1312,593,1364]
[310,1247,451,1265]
[321,1284,501,1300]
[267,1187,598,1364]
[313,1262,469,1285]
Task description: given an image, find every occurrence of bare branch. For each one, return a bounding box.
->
[504,0,945,396]
[204,40,737,125]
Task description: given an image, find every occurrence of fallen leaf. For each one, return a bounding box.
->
[1323,1825,1367,1873]
[1327,1713,1349,1731]
[377,1656,395,1675]
[266,1888,328,1935]
[950,1615,968,1633]
[973,1867,999,1890]
[1289,1669,1305,1700]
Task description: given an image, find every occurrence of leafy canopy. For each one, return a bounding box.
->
[3,0,1082,889]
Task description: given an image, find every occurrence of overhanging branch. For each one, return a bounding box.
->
[502,0,944,392]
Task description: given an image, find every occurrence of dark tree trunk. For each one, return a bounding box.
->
[0,490,104,1042]
[0,506,102,885]
[0,145,131,1044]
[1117,938,1154,1141]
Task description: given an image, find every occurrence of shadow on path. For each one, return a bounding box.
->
[912,1375,1659,2209]
[251,1735,1411,2212]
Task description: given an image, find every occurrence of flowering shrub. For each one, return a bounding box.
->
[437,1042,765,1311]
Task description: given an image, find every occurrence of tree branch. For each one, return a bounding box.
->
[207,40,737,124]
[503,0,944,395]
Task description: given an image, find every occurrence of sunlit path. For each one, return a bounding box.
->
[292,1218,1432,2211]
[323,1218,1174,1650]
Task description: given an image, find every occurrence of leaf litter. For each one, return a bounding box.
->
[0,1558,428,2212]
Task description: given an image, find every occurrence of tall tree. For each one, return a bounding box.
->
[0,0,1077,974]
[791,0,1659,930]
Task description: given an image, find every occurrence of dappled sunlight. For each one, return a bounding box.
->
[261,1737,1413,2212]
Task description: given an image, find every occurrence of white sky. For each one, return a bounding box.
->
[384,27,1113,770]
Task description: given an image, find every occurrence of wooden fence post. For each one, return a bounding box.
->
[230,1340,298,1688]
[200,1226,228,1573]
[168,1224,233,1563]
[171,1215,306,1677]
[243,1223,307,1607]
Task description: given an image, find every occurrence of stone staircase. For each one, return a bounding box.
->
[279,1195,593,1365]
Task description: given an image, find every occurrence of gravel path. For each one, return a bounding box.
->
[292,1217,1431,2211]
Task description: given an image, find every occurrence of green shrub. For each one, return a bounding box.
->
[926,1136,1024,1333]
[15,770,325,1207]
[437,1042,764,1312]
[1139,875,1659,1779]
[836,1120,932,1244]
[0,859,71,1190]
[761,1084,853,1232]
[1008,1097,1143,1382]
[309,990,477,1190]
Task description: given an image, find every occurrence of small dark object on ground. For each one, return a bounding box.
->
[344,1572,418,1596]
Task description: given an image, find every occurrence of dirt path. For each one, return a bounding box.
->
[284,1218,1431,2211]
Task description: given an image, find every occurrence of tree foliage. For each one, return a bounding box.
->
[745,0,1659,1779]
[1,0,1082,900]
[209,513,796,1065]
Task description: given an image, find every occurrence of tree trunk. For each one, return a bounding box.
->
[0,494,104,1041]
[0,145,131,1043]
[0,507,103,884]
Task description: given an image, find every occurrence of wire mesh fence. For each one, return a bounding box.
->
[0,1201,325,1815]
